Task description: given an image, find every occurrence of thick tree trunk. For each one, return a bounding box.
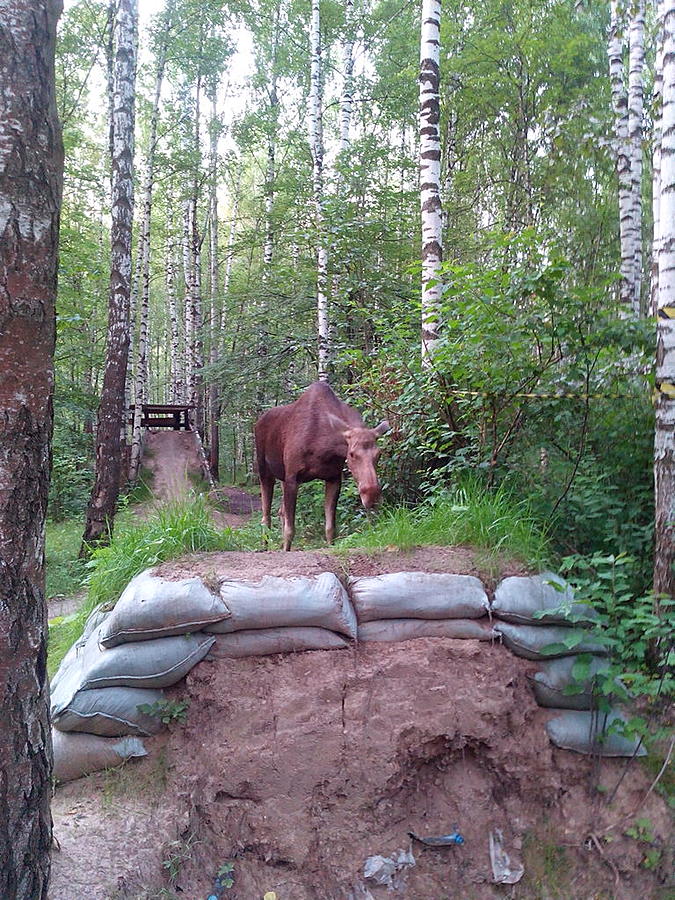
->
[129,14,171,481]
[0,2,63,896]
[654,0,675,602]
[420,0,443,364]
[81,0,137,551]
[310,0,329,380]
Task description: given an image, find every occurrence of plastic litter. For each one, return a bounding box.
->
[489,829,524,885]
[350,572,489,622]
[363,848,415,887]
[409,829,464,846]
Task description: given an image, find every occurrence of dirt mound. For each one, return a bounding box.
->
[153,545,528,590]
[143,430,204,502]
[50,637,671,899]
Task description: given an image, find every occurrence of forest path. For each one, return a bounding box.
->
[140,428,261,527]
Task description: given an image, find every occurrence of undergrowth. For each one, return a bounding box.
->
[335,476,551,566]
[48,496,261,677]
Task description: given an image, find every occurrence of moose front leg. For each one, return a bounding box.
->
[324,478,342,545]
[281,478,298,551]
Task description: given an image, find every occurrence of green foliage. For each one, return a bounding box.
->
[162,833,199,885]
[137,698,190,725]
[336,475,551,566]
[45,519,87,599]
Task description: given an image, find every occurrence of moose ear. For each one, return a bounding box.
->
[325,412,351,436]
[373,420,390,437]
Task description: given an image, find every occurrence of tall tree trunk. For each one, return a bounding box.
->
[0,2,63,896]
[420,0,443,365]
[221,176,240,331]
[654,0,675,603]
[208,86,220,479]
[167,226,182,403]
[189,70,204,435]
[608,0,631,311]
[182,197,193,404]
[651,0,665,317]
[627,0,645,316]
[129,8,172,481]
[310,0,329,380]
[81,0,138,551]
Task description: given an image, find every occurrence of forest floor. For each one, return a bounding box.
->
[47,435,673,900]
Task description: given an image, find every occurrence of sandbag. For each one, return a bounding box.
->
[205,573,357,638]
[52,686,166,736]
[52,730,147,783]
[208,627,350,658]
[99,569,229,647]
[82,602,112,641]
[530,656,611,710]
[349,572,489,623]
[494,622,605,660]
[358,617,496,643]
[546,709,647,757]
[492,573,596,625]
[51,626,214,716]
[50,604,110,694]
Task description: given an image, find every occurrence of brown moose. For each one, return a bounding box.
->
[255,382,390,550]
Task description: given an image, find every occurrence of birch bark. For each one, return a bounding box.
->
[82,0,137,550]
[129,8,171,480]
[651,0,665,316]
[0,2,63,894]
[208,86,220,479]
[420,0,443,365]
[627,0,645,316]
[608,0,633,313]
[310,0,329,380]
[654,0,675,601]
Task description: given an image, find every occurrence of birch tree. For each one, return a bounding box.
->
[627,0,645,316]
[654,0,675,601]
[0,1,63,894]
[208,83,221,477]
[651,0,665,316]
[420,0,443,364]
[81,0,138,550]
[129,1,174,480]
[310,0,329,380]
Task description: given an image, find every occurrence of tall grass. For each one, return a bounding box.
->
[48,496,261,677]
[336,476,552,566]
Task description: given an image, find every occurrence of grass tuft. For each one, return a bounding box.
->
[336,476,551,566]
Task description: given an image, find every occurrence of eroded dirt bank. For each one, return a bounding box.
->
[50,637,671,899]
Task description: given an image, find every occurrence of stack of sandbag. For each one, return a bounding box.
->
[203,572,357,656]
[492,573,644,757]
[349,572,494,643]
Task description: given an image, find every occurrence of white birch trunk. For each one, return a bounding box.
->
[310,0,329,380]
[339,0,355,155]
[129,19,170,480]
[627,0,645,316]
[608,0,633,313]
[221,181,239,332]
[420,0,443,365]
[166,228,182,403]
[654,0,675,599]
[208,87,220,478]
[651,0,666,316]
[182,198,193,404]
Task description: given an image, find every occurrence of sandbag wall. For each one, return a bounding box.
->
[49,568,643,781]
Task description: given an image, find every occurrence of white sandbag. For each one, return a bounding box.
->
[530,656,611,710]
[51,626,214,716]
[205,573,357,638]
[546,709,646,757]
[208,627,350,658]
[349,572,489,623]
[492,573,596,625]
[82,602,112,640]
[52,730,147,783]
[357,618,496,643]
[494,622,605,660]
[99,569,230,647]
[52,686,166,737]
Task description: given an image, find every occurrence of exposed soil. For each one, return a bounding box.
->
[143,430,205,503]
[49,635,672,900]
